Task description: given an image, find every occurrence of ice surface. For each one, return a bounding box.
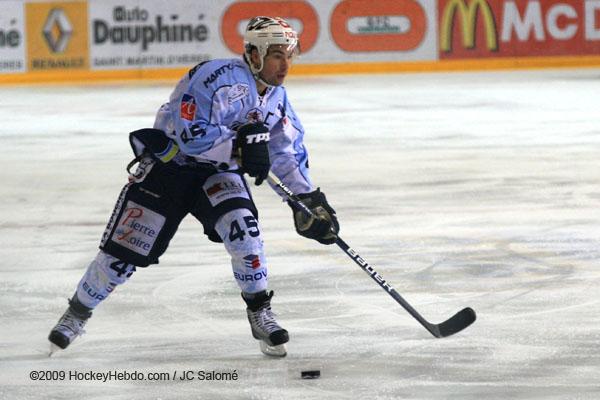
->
[1,69,600,399]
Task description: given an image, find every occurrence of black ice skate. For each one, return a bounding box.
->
[243,290,289,357]
[48,296,92,354]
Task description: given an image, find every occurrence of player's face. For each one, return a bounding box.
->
[257,44,297,87]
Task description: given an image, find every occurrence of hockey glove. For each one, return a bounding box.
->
[290,188,340,245]
[236,123,271,185]
[129,128,179,163]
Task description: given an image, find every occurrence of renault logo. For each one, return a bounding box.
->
[43,8,73,53]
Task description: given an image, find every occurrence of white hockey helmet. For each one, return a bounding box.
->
[243,16,299,78]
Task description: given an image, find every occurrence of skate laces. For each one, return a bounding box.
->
[253,305,282,334]
[57,310,87,336]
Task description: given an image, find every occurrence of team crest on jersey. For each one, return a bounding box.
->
[228,84,249,105]
[245,108,263,123]
[180,93,197,121]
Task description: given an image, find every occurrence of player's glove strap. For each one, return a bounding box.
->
[289,188,339,245]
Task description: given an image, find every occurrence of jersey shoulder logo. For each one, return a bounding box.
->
[180,93,196,121]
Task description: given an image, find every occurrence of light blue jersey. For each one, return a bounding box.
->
[154,58,313,196]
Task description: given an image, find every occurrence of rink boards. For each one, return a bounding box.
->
[1,0,600,83]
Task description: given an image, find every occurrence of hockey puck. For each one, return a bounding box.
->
[301,370,320,379]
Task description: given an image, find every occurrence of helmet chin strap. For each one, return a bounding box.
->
[256,74,276,89]
[251,57,278,90]
[243,53,272,90]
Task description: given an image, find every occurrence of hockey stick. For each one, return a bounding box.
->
[267,171,476,338]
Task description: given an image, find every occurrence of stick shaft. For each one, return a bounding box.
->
[267,171,460,337]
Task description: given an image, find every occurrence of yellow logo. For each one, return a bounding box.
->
[440,0,498,52]
[26,2,89,71]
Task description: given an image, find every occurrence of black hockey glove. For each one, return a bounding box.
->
[236,123,271,185]
[129,128,179,162]
[289,188,340,245]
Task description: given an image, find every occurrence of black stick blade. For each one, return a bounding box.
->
[435,307,477,338]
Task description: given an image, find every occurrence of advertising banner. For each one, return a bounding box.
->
[1,0,599,83]
[219,0,438,63]
[439,0,600,59]
[25,1,89,71]
[89,0,213,70]
[0,1,26,73]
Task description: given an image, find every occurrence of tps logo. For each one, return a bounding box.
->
[43,9,72,53]
[245,132,269,144]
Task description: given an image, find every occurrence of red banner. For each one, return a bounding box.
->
[439,0,600,59]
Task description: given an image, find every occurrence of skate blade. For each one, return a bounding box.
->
[260,341,287,357]
[49,343,62,357]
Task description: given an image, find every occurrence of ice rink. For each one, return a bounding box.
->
[1,68,599,399]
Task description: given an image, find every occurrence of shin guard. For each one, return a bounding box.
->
[75,251,137,309]
[214,209,268,293]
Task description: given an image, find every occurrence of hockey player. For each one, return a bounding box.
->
[48,16,339,358]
